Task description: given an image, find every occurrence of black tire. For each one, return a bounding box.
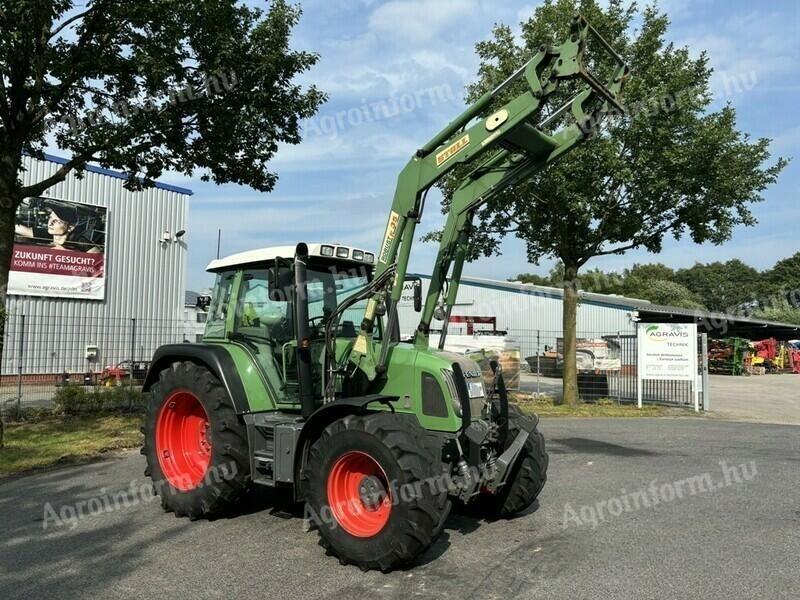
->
[482,403,548,518]
[302,413,450,572]
[142,361,251,519]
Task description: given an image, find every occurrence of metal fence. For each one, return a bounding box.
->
[441,326,709,410]
[0,316,711,416]
[1,313,186,415]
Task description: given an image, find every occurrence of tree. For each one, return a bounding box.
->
[675,260,762,311]
[630,279,703,309]
[750,303,800,326]
[761,252,800,303]
[0,0,324,443]
[438,0,786,406]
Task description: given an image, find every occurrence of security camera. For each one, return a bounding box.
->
[175,229,187,239]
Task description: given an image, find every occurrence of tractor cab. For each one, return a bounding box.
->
[203,243,386,410]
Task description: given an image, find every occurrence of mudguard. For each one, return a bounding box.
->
[292,395,398,483]
[142,344,251,414]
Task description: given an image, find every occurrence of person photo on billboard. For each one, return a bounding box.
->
[15,198,104,253]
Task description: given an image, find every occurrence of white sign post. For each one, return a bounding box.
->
[637,323,699,412]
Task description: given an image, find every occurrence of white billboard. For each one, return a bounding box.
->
[637,322,699,411]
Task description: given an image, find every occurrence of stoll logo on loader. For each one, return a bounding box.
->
[645,325,690,342]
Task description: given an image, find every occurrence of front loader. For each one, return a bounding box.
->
[141,15,628,571]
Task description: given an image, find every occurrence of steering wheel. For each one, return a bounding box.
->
[309,315,327,330]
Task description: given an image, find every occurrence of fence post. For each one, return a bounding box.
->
[536,329,541,396]
[617,331,622,405]
[701,333,710,411]
[636,323,643,409]
[16,314,24,418]
[130,318,137,389]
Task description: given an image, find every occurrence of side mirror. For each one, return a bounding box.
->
[413,280,422,313]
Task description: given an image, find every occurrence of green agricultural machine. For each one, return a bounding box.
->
[142,15,628,571]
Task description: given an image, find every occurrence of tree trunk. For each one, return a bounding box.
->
[0,179,19,447]
[562,262,580,408]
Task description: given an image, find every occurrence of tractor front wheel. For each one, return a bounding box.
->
[302,413,450,572]
[482,403,548,518]
[142,361,250,519]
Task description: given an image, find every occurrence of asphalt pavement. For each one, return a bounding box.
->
[0,417,798,599]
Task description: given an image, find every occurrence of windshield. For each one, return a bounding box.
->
[306,262,371,338]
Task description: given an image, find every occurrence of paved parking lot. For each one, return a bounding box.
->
[1,417,797,599]
[706,374,800,425]
[519,373,800,425]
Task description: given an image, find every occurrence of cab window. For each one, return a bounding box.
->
[204,270,235,339]
[234,268,294,346]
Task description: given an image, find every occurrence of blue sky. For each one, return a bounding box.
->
[165,0,800,291]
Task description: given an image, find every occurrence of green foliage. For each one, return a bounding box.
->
[510,254,800,316]
[628,279,703,309]
[674,260,762,311]
[750,302,800,326]
[0,1,325,198]
[53,385,147,415]
[5,406,55,423]
[761,252,800,299]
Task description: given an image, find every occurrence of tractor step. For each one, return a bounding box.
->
[244,413,304,487]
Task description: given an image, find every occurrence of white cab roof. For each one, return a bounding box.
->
[207,243,375,271]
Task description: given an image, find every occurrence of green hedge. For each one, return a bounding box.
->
[53,385,148,415]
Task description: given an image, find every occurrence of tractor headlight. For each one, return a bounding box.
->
[467,380,486,399]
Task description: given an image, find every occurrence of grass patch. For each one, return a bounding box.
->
[513,392,667,418]
[0,414,143,478]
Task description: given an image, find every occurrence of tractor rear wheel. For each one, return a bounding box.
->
[302,413,450,572]
[142,361,250,519]
[482,403,548,518]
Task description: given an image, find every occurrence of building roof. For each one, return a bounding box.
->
[631,303,800,340]
[207,243,376,271]
[414,273,800,341]
[414,273,648,311]
[39,152,194,196]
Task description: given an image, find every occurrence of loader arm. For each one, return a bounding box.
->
[346,15,629,381]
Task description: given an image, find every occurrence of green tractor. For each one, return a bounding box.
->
[141,16,628,571]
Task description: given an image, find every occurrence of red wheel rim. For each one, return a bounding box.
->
[326,451,392,538]
[155,390,211,491]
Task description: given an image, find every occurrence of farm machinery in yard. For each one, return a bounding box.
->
[141,16,628,571]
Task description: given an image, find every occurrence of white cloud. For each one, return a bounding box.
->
[673,10,799,102]
[368,0,476,44]
[770,125,800,154]
[516,4,541,24]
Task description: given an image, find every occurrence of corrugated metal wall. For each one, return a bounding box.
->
[3,156,190,374]
[397,275,637,359]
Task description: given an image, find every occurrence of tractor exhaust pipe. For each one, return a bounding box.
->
[294,243,316,419]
